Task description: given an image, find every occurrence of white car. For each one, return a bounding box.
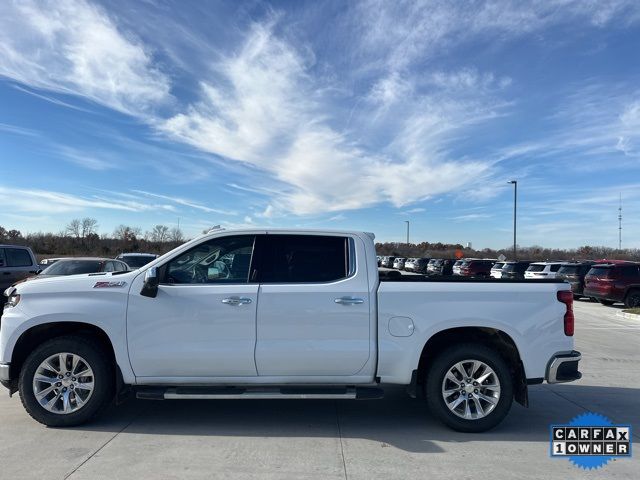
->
[404,258,417,271]
[392,257,406,269]
[490,262,505,279]
[524,262,564,279]
[1,228,580,432]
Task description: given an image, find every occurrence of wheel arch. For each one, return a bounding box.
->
[9,322,125,397]
[413,326,528,407]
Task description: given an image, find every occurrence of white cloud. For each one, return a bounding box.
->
[0,0,171,116]
[131,190,237,215]
[0,187,176,214]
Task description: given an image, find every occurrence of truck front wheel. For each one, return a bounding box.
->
[19,335,114,427]
[425,344,513,432]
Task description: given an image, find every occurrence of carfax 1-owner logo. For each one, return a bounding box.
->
[550,412,632,470]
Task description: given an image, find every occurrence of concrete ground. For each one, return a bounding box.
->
[0,301,638,479]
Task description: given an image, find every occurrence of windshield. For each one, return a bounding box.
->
[121,255,156,268]
[41,260,104,275]
[492,262,504,269]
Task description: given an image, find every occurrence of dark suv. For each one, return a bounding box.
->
[457,259,494,278]
[500,261,531,280]
[412,257,432,274]
[583,262,640,307]
[429,259,456,276]
[556,261,595,299]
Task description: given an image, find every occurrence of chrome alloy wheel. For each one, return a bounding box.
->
[32,353,95,414]
[441,359,501,420]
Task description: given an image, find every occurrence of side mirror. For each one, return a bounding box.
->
[140,267,159,298]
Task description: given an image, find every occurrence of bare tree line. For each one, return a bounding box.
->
[0,218,187,258]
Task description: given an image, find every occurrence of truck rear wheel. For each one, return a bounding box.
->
[19,336,114,427]
[425,344,513,432]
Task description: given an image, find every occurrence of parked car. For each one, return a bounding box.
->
[500,261,532,280]
[1,228,580,432]
[490,262,505,279]
[38,257,63,269]
[0,245,38,302]
[404,258,418,271]
[380,256,396,268]
[456,259,494,278]
[452,259,470,276]
[524,262,564,280]
[116,253,158,269]
[556,262,595,299]
[411,257,431,274]
[13,257,130,285]
[583,262,640,307]
[428,259,456,276]
[426,259,439,274]
[393,257,406,270]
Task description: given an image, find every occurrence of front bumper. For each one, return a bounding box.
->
[546,351,582,383]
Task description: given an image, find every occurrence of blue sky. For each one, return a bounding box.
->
[1,0,639,248]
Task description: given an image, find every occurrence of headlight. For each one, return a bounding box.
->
[5,293,20,308]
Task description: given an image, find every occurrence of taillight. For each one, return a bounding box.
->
[557,290,574,336]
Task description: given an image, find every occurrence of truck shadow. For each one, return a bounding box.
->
[68,385,639,454]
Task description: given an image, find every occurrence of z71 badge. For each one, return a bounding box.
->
[93,281,127,288]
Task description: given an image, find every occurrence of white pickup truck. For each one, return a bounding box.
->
[0,229,581,432]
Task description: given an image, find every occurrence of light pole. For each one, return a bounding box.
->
[404,220,410,245]
[508,180,517,260]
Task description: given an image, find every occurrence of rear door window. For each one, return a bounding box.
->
[259,235,349,283]
[550,264,561,272]
[5,248,33,267]
[527,264,545,272]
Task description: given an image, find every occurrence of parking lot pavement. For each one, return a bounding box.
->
[1,301,639,479]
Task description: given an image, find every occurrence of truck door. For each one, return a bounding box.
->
[254,234,371,376]
[126,234,259,378]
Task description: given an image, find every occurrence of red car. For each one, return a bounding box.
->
[456,259,495,278]
[583,262,640,307]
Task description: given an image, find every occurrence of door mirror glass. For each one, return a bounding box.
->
[141,267,159,298]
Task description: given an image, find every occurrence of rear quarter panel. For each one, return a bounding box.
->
[377,281,573,384]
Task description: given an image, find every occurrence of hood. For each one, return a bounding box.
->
[13,271,139,296]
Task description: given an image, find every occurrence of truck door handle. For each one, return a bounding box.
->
[335,296,365,305]
[221,296,252,306]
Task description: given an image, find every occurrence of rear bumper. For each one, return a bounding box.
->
[583,289,620,302]
[546,351,582,384]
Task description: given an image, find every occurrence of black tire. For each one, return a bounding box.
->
[599,299,615,306]
[625,290,640,309]
[425,344,513,433]
[19,335,114,427]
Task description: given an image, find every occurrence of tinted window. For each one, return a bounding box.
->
[587,267,615,278]
[165,235,255,284]
[527,264,545,272]
[0,249,6,267]
[558,265,581,275]
[5,248,33,267]
[492,262,504,269]
[620,265,640,277]
[121,255,156,268]
[42,260,104,275]
[260,235,348,283]
[550,264,561,272]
